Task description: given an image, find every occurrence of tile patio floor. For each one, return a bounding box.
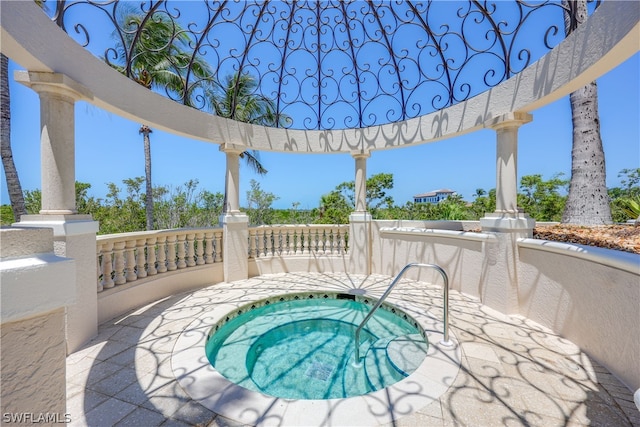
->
[66,273,639,426]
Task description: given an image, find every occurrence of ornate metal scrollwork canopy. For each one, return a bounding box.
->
[50,0,595,130]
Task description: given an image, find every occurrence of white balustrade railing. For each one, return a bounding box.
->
[248,225,349,258]
[96,225,349,292]
[96,228,223,293]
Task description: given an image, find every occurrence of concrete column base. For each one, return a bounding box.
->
[16,214,99,353]
[480,212,535,238]
[220,213,249,282]
[478,212,534,314]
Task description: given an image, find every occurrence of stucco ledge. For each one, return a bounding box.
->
[380,227,498,243]
[0,254,76,323]
[517,238,640,275]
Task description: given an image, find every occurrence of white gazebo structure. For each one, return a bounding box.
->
[1,1,638,424]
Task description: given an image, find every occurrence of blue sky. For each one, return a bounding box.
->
[2,53,638,210]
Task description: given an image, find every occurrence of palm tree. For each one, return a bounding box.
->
[1,54,27,222]
[561,0,611,225]
[107,6,213,229]
[211,72,291,175]
[139,125,153,230]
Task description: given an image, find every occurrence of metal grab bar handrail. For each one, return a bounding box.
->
[354,262,452,364]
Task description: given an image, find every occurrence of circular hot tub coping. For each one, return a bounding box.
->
[171,287,461,426]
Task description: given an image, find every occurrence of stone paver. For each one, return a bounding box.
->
[67,273,639,427]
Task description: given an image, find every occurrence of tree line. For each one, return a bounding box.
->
[2,169,637,235]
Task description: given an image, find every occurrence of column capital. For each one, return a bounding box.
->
[14,71,92,101]
[484,112,532,131]
[351,149,371,160]
[219,143,246,155]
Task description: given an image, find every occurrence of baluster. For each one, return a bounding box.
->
[295,228,303,254]
[136,239,147,278]
[186,233,196,267]
[286,228,294,255]
[317,229,324,254]
[331,227,339,254]
[319,229,324,253]
[113,241,126,285]
[270,228,278,255]
[96,243,103,292]
[344,227,349,253]
[100,242,114,290]
[96,243,101,292]
[214,231,223,262]
[204,231,214,264]
[265,228,273,256]
[177,234,187,269]
[280,228,285,254]
[124,240,137,282]
[156,235,168,273]
[272,228,279,255]
[248,229,256,258]
[256,228,264,258]
[315,229,322,254]
[166,234,177,271]
[342,227,349,253]
[146,237,157,275]
[324,229,330,255]
[195,232,205,265]
[325,229,330,254]
[306,228,313,254]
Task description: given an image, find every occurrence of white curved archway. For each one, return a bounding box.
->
[1,0,638,152]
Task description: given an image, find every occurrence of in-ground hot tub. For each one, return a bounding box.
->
[205,293,429,400]
[172,290,461,425]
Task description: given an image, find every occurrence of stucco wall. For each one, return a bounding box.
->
[370,221,498,302]
[517,241,640,391]
[249,255,349,277]
[1,309,68,419]
[97,263,224,324]
[0,308,67,418]
[0,227,74,421]
[16,216,100,354]
[369,224,640,392]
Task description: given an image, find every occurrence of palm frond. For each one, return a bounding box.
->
[240,150,268,176]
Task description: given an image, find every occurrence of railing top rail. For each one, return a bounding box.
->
[97,227,222,244]
[248,224,348,230]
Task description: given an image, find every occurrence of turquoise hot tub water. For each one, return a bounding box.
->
[205,293,429,400]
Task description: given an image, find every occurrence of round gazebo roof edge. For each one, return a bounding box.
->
[1,0,638,154]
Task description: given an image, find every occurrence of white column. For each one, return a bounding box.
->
[479,112,533,315]
[14,72,99,353]
[15,72,91,214]
[480,112,535,235]
[353,152,370,213]
[219,144,249,282]
[349,150,372,275]
[220,144,243,214]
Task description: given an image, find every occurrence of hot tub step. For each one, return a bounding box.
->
[386,334,429,376]
[363,337,405,390]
